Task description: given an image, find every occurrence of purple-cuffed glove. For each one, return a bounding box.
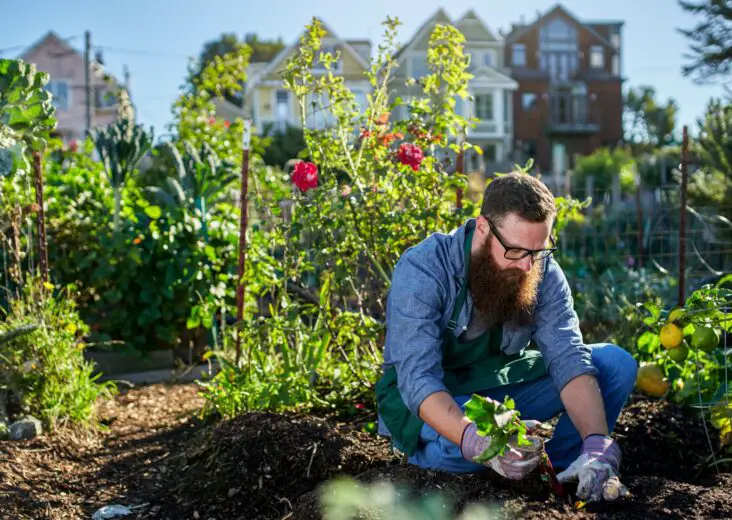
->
[556,434,630,502]
[461,422,543,480]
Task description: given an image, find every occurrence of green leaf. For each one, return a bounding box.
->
[639,301,661,326]
[144,205,162,219]
[637,331,660,353]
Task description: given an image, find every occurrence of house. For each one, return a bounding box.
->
[504,4,624,187]
[218,20,372,135]
[390,9,519,175]
[19,31,124,143]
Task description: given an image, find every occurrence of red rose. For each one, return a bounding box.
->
[397,143,424,171]
[291,161,318,192]
[224,120,231,128]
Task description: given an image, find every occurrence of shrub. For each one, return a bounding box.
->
[0,280,116,429]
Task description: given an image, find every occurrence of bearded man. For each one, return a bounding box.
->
[375,173,637,503]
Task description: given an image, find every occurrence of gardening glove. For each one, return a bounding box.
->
[556,434,630,502]
[460,421,543,480]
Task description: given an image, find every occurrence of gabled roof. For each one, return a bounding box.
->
[505,3,616,49]
[470,66,518,89]
[393,8,452,61]
[246,17,370,94]
[19,31,81,62]
[19,31,120,84]
[455,9,499,42]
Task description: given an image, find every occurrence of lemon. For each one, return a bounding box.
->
[636,364,670,397]
[660,323,683,349]
[668,340,689,363]
[691,326,720,353]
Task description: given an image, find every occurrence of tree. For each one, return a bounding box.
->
[624,86,679,153]
[244,33,285,63]
[187,33,285,106]
[678,0,732,85]
[697,97,732,174]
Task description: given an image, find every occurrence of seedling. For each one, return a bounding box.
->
[465,394,572,503]
[463,394,533,462]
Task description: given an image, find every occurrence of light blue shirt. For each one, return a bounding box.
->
[378,217,598,435]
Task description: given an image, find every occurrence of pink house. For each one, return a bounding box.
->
[19,32,123,143]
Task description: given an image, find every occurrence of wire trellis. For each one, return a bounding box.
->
[682,304,732,473]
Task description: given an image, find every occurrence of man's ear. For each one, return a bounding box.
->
[476,215,488,235]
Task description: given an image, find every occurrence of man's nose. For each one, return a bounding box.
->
[517,255,533,273]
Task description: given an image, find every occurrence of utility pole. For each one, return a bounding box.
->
[123,64,131,93]
[84,30,92,136]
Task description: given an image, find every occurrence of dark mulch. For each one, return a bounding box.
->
[0,385,730,520]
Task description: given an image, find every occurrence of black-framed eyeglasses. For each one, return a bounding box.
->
[485,217,557,261]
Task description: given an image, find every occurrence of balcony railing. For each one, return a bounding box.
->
[547,93,599,133]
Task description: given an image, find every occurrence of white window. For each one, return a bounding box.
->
[410,55,430,78]
[474,94,494,121]
[455,96,464,116]
[611,33,620,49]
[522,92,537,110]
[512,44,526,66]
[313,43,342,72]
[590,46,604,69]
[275,90,289,131]
[468,50,496,69]
[306,92,337,129]
[47,80,70,111]
[353,91,368,114]
[95,87,116,108]
[612,54,620,75]
[545,18,574,40]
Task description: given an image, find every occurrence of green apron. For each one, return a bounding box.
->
[375,227,547,456]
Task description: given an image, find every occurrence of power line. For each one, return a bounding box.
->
[0,35,82,56]
[95,45,191,59]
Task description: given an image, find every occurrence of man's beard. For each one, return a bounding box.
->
[469,234,543,327]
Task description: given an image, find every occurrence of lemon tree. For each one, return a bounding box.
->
[635,274,732,448]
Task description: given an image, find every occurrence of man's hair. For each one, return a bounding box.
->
[480,173,556,225]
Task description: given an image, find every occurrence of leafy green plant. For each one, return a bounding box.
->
[318,475,500,520]
[464,395,532,462]
[571,147,637,195]
[0,279,116,429]
[0,58,56,178]
[635,275,732,449]
[92,90,153,232]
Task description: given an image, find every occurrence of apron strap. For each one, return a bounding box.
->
[447,227,474,331]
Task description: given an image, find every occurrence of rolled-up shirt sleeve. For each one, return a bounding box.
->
[533,258,599,392]
[383,250,449,417]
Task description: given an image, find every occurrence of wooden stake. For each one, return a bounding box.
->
[456,137,464,210]
[679,125,688,306]
[235,120,251,365]
[33,151,48,286]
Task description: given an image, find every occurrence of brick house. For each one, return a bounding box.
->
[504,5,624,186]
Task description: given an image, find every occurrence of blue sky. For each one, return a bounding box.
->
[1,0,727,140]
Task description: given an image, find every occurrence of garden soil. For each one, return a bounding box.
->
[1,383,730,520]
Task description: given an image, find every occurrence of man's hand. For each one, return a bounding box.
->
[460,421,543,480]
[556,434,629,502]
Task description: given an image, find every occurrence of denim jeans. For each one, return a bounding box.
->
[405,344,638,473]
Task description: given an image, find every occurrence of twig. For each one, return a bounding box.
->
[306,441,319,478]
